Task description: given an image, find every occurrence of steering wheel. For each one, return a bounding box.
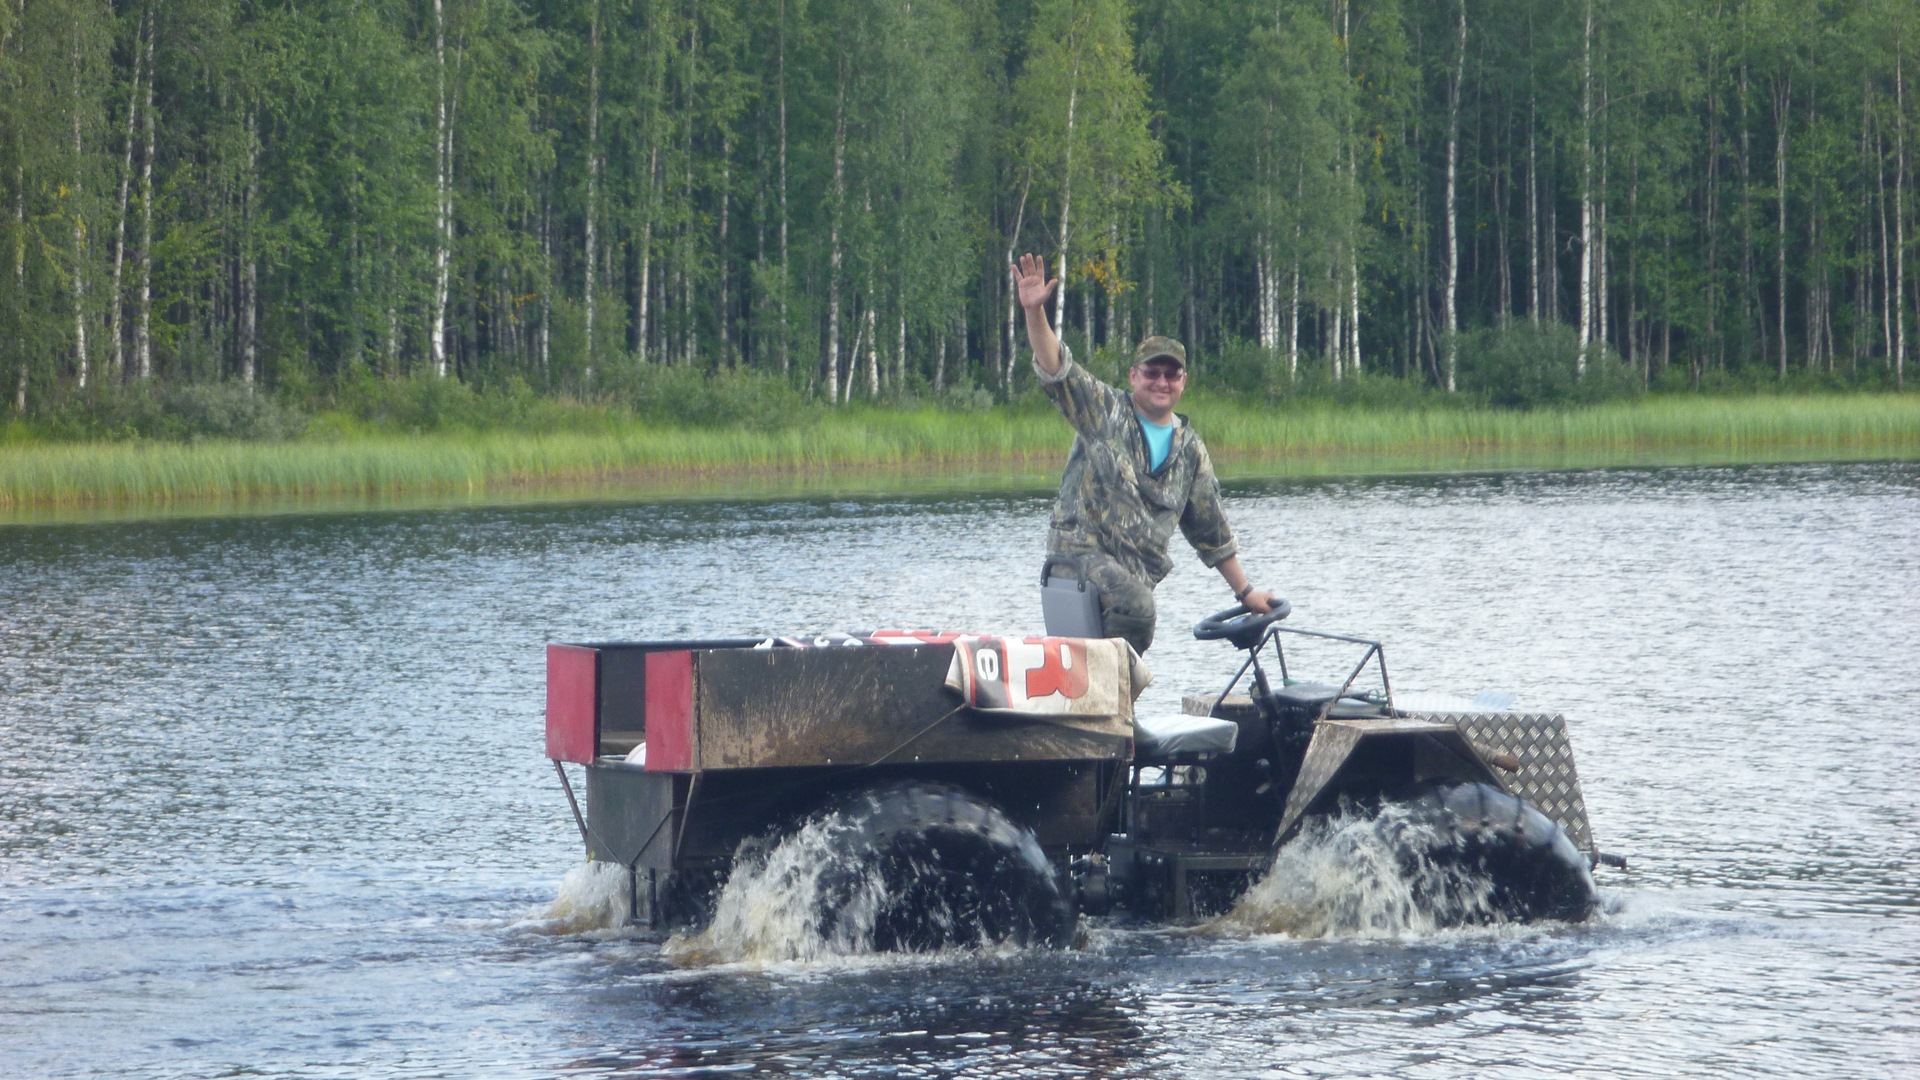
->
[1193,598,1292,648]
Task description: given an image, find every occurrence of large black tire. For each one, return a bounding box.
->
[811,781,1077,952]
[1374,781,1598,924]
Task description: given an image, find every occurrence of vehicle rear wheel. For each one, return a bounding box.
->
[812,781,1077,952]
[1374,781,1597,924]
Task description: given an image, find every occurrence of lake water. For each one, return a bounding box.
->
[2,462,1915,1078]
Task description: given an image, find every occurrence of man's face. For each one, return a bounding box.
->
[1129,360,1186,419]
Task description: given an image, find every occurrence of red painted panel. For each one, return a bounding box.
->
[645,650,695,771]
[546,645,600,763]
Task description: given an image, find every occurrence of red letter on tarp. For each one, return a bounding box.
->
[1023,640,1090,700]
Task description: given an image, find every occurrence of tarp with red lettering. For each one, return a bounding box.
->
[936,635,1150,722]
[752,629,1151,727]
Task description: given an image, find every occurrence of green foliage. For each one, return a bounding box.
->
[4,0,1919,429]
[1192,340,1287,397]
[1191,340,1457,411]
[929,370,1000,412]
[1455,322,1644,409]
[607,363,813,431]
[25,382,308,442]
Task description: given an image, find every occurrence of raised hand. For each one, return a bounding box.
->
[1011,253,1058,314]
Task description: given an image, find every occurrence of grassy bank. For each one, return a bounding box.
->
[3,393,1917,509]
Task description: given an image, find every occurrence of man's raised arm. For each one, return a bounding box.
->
[1013,253,1063,375]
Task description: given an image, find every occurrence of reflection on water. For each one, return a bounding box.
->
[2,461,1917,1078]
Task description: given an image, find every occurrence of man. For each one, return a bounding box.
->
[1014,252,1275,655]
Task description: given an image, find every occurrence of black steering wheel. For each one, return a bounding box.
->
[1193,598,1292,648]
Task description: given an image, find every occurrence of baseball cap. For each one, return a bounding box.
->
[1130,336,1186,369]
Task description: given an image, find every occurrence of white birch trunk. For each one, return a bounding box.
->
[1340,1,1361,374]
[583,1,600,385]
[934,320,946,391]
[825,68,846,403]
[431,0,452,378]
[109,9,145,381]
[388,295,401,372]
[1594,130,1608,357]
[637,147,656,364]
[1104,221,1120,348]
[1859,80,1873,369]
[1626,165,1640,374]
[681,15,697,369]
[1257,243,1273,352]
[1054,63,1079,340]
[241,108,258,386]
[1808,145,1822,370]
[1597,168,1608,355]
[135,21,154,381]
[718,136,730,363]
[633,9,664,366]
[1329,289,1343,380]
[1528,92,1540,323]
[539,203,552,375]
[1896,50,1907,387]
[70,29,88,390]
[1577,0,1594,375]
[865,276,879,399]
[1349,243,1362,374]
[1287,260,1301,377]
[1002,176,1029,390]
[844,309,866,404]
[1776,78,1790,378]
[14,162,25,409]
[1873,122,1889,357]
[1444,0,1466,390]
[778,0,790,374]
[1548,155,1560,327]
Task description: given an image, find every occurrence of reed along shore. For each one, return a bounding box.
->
[4,393,1917,510]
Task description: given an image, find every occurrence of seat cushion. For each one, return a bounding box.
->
[1133,713,1239,758]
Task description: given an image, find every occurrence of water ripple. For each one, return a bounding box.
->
[2,463,1916,1078]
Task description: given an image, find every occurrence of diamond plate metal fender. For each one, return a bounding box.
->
[1274,722,1366,843]
[1272,712,1596,856]
[1410,711,1595,854]
[1276,717,1476,843]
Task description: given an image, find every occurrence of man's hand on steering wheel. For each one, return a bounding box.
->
[1239,589,1278,615]
[1193,595,1292,646]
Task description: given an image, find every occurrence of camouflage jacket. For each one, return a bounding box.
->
[1036,346,1238,585]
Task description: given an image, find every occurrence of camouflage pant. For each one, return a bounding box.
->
[1073,553,1158,656]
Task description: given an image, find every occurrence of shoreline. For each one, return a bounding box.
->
[4,393,1918,520]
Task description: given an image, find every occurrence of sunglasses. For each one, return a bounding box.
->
[1135,366,1185,384]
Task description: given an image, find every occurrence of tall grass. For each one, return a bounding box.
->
[3,393,1916,508]
[1189,393,1920,454]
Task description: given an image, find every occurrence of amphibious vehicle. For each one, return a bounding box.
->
[544,602,1608,949]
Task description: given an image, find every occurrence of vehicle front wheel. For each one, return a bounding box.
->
[1374,781,1598,925]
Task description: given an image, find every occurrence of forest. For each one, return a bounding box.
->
[2,0,1916,430]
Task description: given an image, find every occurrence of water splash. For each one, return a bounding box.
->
[666,785,1065,966]
[1220,805,1500,939]
[515,860,631,936]
[666,812,875,965]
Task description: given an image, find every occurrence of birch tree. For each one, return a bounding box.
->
[1012,0,1176,351]
[1215,1,1351,377]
